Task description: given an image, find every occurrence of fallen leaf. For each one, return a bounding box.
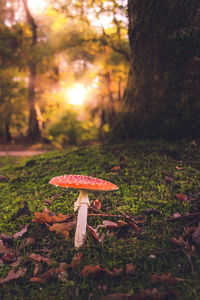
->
[32,207,72,224]
[33,264,40,276]
[0,233,13,242]
[111,268,123,276]
[129,222,140,231]
[164,176,173,184]
[173,212,182,218]
[111,166,121,172]
[102,220,118,229]
[49,220,76,233]
[93,199,102,210]
[151,273,178,285]
[0,240,13,254]
[0,268,26,284]
[176,193,188,202]
[125,263,135,275]
[29,253,53,266]
[71,253,82,268]
[13,224,29,239]
[30,268,55,283]
[87,225,100,242]
[2,253,16,264]
[117,220,128,228]
[11,256,23,267]
[80,265,105,278]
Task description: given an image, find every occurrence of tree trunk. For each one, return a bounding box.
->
[23,0,41,142]
[112,0,200,140]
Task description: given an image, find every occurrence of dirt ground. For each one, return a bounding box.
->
[0,150,48,157]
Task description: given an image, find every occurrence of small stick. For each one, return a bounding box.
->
[88,213,126,218]
[183,250,195,274]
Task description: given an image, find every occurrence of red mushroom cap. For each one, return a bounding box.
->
[49,174,118,192]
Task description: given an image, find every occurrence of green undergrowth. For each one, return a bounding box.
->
[0,140,200,299]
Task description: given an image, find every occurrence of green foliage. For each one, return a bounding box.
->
[48,109,97,147]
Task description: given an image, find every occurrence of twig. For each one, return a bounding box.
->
[88,213,126,218]
[183,250,195,274]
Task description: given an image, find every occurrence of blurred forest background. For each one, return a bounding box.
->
[0,0,129,148]
[0,0,199,148]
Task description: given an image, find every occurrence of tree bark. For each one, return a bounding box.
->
[23,0,41,142]
[111,0,200,140]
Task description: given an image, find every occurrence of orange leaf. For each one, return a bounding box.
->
[176,193,188,202]
[32,207,72,224]
[111,166,121,172]
[49,219,76,234]
[29,253,53,266]
[93,199,102,210]
[13,224,29,239]
[80,265,106,278]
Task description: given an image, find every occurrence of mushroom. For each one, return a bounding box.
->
[49,174,118,248]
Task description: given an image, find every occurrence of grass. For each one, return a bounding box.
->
[0,140,200,299]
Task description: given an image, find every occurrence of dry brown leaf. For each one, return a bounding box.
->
[0,233,13,242]
[164,176,173,184]
[30,268,55,283]
[176,193,188,202]
[29,253,53,266]
[71,253,82,268]
[0,240,13,254]
[32,207,72,224]
[125,263,135,275]
[49,220,76,233]
[13,224,29,239]
[11,256,23,267]
[151,273,178,285]
[129,222,140,231]
[102,220,118,229]
[93,199,102,210]
[117,220,128,228]
[87,225,100,242]
[2,253,16,264]
[111,166,121,172]
[33,263,41,276]
[80,265,105,278]
[0,268,26,284]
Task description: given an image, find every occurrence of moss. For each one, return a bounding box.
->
[0,140,200,299]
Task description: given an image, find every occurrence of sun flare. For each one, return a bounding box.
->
[28,0,47,13]
[67,84,86,106]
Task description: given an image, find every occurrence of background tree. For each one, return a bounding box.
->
[112,0,200,140]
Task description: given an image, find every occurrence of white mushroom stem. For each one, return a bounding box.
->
[74,190,90,248]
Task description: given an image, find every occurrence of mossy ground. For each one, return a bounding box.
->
[0,140,200,299]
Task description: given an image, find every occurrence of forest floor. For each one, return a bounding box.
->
[0,140,200,300]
